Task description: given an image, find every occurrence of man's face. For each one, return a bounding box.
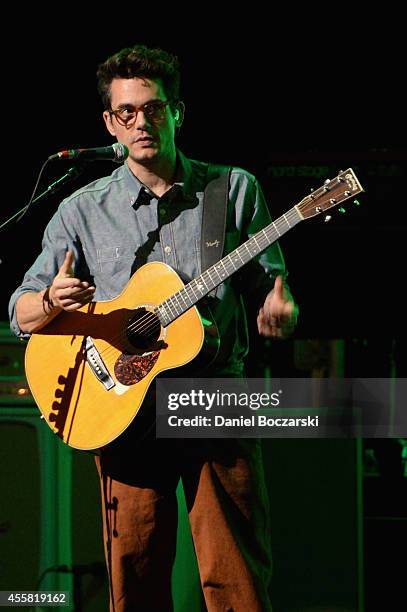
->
[103,77,179,167]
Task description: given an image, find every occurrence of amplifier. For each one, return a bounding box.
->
[0,321,32,404]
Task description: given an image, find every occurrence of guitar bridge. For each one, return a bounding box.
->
[84,336,115,390]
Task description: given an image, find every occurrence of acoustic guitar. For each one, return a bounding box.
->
[25,168,363,449]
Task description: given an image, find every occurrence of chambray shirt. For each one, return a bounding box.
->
[9,150,286,371]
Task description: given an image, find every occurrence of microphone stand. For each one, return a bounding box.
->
[0,165,85,233]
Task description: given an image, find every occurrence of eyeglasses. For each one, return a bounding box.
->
[109,100,171,128]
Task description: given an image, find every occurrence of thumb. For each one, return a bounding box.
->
[273,275,284,297]
[58,250,74,277]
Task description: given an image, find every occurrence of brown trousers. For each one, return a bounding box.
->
[95,431,272,612]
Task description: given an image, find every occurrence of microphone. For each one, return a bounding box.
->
[48,142,129,163]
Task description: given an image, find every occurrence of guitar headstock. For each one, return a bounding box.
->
[297,168,364,220]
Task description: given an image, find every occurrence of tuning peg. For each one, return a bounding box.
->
[324,215,332,223]
[338,207,346,213]
[353,199,361,206]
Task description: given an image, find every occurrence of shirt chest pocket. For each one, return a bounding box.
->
[95,246,135,276]
[97,246,120,263]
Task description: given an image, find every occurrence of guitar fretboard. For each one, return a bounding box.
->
[156,205,302,326]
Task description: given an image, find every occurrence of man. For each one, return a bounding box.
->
[9,44,297,611]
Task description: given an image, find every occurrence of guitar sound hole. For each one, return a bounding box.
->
[126,308,161,351]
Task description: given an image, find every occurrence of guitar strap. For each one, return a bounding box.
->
[201,163,231,273]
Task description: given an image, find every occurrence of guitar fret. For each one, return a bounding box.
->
[204,267,218,290]
[170,295,183,316]
[236,250,245,264]
[202,270,214,292]
[259,229,269,245]
[238,246,248,262]
[166,297,179,317]
[250,238,260,255]
[198,275,210,292]
[173,294,182,314]
[173,295,184,314]
[220,260,229,276]
[282,213,291,228]
[226,254,238,270]
[178,289,190,309]
[164,300,174,318]
[188,282,199,301]
[252,235,261,251]
[167,296,177,314]
[211,262,226,281]
[158,305,169,326]
[183,286,194,305]
[194,277,208,295]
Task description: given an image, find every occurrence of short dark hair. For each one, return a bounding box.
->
[96,44,181,109]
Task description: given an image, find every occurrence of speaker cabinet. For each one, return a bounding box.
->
[0,417,41,591]
[0,406,109,610]
[264,438,364,612]
[0,405,74,595]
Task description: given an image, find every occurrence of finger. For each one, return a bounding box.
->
[283,300,299,323]
[57,283,95,296]
[258,315,274,336]
[59,295,95,309]
[281,301,294,319]
[53,277,86,291]
[257,313,266,334]
[59,250,74,277]
[58,287,95,304]
[63,302,87,312]
[74,287,96,300]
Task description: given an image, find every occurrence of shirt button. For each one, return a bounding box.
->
[159,208,166,216]
[164,245,172,254]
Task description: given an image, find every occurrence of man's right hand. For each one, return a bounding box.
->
[48,250,96,311]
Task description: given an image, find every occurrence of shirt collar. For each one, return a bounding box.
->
[175,149,207,200]
[122,149,207,206]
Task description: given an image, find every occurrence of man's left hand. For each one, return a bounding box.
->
[257,275,298,338]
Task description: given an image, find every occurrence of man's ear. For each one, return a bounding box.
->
[174,102,185,127]
[103,110,116,136]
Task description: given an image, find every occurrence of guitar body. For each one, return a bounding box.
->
[25,262,210,450]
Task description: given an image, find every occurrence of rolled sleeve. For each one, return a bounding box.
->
[8,200,80,338]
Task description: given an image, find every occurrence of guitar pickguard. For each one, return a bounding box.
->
[114,351,161,385]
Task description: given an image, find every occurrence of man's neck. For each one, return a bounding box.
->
[128,152,177,198]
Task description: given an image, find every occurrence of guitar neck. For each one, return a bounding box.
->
[156,205,303,326]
